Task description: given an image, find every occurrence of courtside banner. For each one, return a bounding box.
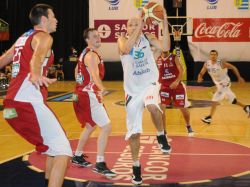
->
[187,0,250,61]
[89,0,163,61]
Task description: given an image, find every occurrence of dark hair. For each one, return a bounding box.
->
[29,4,53,26]
[210,50,218,55]
[83,28,97,40]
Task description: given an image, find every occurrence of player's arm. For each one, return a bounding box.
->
[74,64,78,80]
[197,63,207,83]
[222,60,245,83]
[145,33,162,60]
[169,57,183,89]
[0,45,15,69]
[162,9,170,58]
[118,19,142,55]
[29,32,56,88]
[84,52,105,92]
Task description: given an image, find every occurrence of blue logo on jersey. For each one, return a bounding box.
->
[207,0,218,9]
[134,49,144,59]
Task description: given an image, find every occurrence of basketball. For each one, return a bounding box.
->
[142,2,164,26]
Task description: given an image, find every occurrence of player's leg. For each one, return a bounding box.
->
[85,92,115,177]
[33,103,72,187]
[201,86,222,124]
[177,83,194,136]
[145,84,171,153]
[72,92,95,167]
[226,87,250,117]
[125,94,144,185]
[48,155,69,187]
[72,123,95,167]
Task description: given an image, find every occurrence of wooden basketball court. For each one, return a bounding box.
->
[0,81,250,186]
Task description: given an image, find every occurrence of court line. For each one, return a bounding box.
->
[0,149,34,164]
[75,151,250,156]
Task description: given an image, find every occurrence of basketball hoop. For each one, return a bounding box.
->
[173,30,182,41]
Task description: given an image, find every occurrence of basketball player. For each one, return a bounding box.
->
[0,4,72,187]
[156,13,194,136]
[198,50,250,124]
[117,12,171,184]
[72,28,116,177]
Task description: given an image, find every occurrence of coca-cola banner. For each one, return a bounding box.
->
[89,0,163,61]
[187,0,250,61]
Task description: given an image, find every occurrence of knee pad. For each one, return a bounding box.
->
[232,98,237,104]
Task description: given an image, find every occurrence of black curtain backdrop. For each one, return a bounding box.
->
[0,0,196,79]
[0,0,89,61]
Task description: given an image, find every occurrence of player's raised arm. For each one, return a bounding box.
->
[197,62,207,83]
[222,60,245,83]
[118,17,142,55]
[0,45,15,69]
[162,9,170,54]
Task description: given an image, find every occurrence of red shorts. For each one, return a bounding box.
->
[3,99,72,156]
[73,91,110,128]
[160,83,186,108]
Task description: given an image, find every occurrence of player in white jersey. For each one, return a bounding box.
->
[198,50,250,124]
[117,10,171,185]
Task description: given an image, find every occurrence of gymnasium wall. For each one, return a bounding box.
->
[0,0,249,81]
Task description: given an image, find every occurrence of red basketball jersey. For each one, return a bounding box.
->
[6,29,54,102]
[157,53,179,87]
[75,47,105,93]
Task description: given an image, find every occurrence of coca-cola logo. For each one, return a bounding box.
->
[192,18,250,42]
[195,22,242,38]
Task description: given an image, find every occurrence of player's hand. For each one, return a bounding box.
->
[29,74,57,89]
[238,77,245,84]
[170,80,179,89]
[197,77,203,83]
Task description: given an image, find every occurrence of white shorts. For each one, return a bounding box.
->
[3,99,72,157]
[73,91,110,128]
[125,83,161,140]
[212,82,236,103]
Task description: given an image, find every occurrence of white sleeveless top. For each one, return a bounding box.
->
[120,34,159,96]
[206,59,230,85]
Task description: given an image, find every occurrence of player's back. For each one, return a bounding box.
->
[75,47,104,93]
[6,29,54,103]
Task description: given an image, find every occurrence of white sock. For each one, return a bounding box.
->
[96,155,104,163]
[75,151,83,156]
[157,130,165,136]
[133,160,140,167]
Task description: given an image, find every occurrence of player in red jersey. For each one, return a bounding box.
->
[72,28,116,178]
[0,4,72,187]
[156,13,194,136]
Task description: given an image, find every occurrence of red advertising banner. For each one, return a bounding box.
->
[94,20,159,43]
[0,32,9,41]
[192,18,250,42]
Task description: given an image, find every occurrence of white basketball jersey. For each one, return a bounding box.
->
[206,59,230,85]
[120,34,159,96]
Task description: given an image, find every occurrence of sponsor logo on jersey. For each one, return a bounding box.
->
[176,94,184,100]
[161,92,169,97]
[3,108,18,119]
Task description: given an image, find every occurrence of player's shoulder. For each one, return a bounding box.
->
[34,31,53,42]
